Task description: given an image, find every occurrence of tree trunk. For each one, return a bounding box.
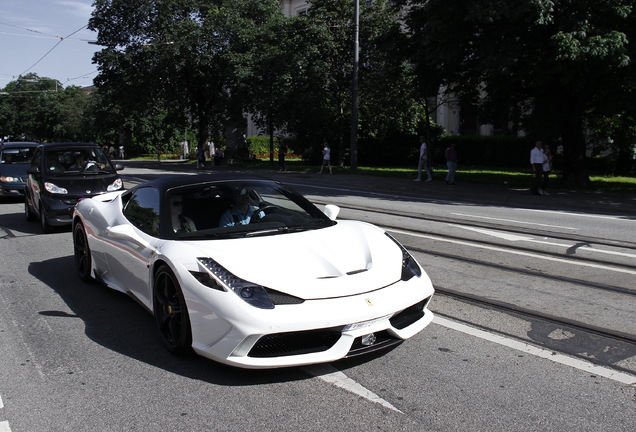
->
[560,106,590,187]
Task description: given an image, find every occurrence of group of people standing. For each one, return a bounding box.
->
[415,136,458,185]
[530,140,553,195]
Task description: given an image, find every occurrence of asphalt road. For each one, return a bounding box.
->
[0,161,634,432]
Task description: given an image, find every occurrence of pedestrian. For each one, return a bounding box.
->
[118,145,125,159]
[542,144,553,195]
[415,136,432,182]
[445,143,458,185]
[278,137,288,171]
[214,146,224,166]
[180,140,189,160]
[319,143,332,174]
[530,140,546,195]
[197,144,206,169]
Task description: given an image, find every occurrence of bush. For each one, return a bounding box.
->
[435,135,532,169]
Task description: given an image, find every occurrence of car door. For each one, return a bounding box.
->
[105,186,161,309]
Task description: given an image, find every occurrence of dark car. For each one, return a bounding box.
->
[25,142,124,233]
[0,141,39,198]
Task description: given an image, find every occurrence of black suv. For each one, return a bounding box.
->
[25,142,124,232]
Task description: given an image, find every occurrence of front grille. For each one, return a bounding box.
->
[345,330,402,358]
[248,327,344,358]
[389,298,429,330]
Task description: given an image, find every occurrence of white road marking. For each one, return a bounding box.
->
[520,207,634,221]
[0,395,3,409]
[0,422,11,432]
[454,225,636,259]
[451,213,578,230]
[303,363,403,414]
[434,316,636,386]
[389,228,636,276]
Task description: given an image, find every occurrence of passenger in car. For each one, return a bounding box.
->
[170,194,196,233]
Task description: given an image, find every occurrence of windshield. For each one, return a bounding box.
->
[1,147,36,164]
[165,180,334,239]
[44,147,114,175]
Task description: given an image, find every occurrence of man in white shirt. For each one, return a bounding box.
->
[415,136,432,182]
[530,140,547,195]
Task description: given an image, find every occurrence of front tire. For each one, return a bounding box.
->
[153,266,192,355]
[73,222,93,282]
[25,199,36,221]
[39,201,52,233]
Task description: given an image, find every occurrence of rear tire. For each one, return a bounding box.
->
[73,222,93,282]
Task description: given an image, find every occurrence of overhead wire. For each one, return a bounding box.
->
[20,24,89,76]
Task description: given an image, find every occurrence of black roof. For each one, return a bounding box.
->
[130,173,274,193]
[0,141,39,148]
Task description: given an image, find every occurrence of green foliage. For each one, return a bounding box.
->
[0,73,91,142]
[405,0,636,185]
[436,135,533,169]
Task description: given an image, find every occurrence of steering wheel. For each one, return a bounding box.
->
[249,205,278,224]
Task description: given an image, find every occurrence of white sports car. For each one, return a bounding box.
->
[72,174,435,368]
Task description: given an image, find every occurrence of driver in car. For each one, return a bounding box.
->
[219,188,258,227]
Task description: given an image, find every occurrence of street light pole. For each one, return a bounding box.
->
[350,0,359,170]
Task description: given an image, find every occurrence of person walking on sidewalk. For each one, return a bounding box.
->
[415,136,432,182]
[319,143,332,174]
[445,143,458,185]
[542,144,553,195]
[530,140,547,195]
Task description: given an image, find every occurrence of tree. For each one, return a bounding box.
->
[0,73,90,142]
[405,0,636,186]
[282,0,419,166]
[89,0,285,154]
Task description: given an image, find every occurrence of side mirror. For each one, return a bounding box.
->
[114,163,124,171]
[26,165,40,175]
[322,204,340,221]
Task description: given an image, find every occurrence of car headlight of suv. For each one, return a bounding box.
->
[385,232,422,281]
[44,182,68,194]
[193,258,304,309]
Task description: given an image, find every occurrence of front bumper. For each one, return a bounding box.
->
[0,182,26,197]
[187,273,435,369]
[41,195,78,226]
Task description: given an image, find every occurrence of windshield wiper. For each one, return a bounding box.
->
[245,226,307,237]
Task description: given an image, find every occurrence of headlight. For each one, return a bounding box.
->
[196,258,274,309]
[385,232,422,281]
[1,176,20,182]
[44,182,68,194]
[194,258,304,309]
[107,178,123,191]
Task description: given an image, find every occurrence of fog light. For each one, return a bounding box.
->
[361,333,376,346]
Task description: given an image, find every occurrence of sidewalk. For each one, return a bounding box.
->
[121,159,636,217]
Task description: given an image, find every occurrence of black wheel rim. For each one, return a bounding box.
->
[155,271,184,348]
[74,225,91,279]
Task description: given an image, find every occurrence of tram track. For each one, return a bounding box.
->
[432,287,636,345]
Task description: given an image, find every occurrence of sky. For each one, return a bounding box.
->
[0,0,99,89]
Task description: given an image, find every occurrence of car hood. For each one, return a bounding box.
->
[46,174,120,196]
[0,163,29,181]
[183,220,404,300]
